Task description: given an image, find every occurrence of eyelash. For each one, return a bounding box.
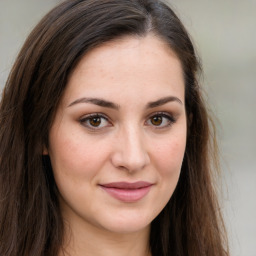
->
[145,112,176,129]
[79,113,111,130]
[79,112,176,131]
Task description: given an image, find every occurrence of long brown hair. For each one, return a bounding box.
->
[0,0,229,255]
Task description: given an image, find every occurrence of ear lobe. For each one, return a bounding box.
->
[43,146,49,155]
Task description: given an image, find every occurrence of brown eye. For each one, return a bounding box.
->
[89,117,102,127]
[146,112,176,129]
[150,116,163,126]
[80,114,110,130]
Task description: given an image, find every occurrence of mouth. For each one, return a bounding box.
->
[99,181,153,202]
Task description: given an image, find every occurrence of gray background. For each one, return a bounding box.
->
[0,1,255,255]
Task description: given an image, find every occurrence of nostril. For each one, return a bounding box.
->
[111,150,150,172]
[111,129,150,172]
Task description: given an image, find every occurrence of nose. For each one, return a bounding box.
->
[111,126,150,172]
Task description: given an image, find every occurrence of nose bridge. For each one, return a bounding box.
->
[112,123,150,172]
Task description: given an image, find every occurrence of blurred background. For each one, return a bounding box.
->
[0,0,255,255]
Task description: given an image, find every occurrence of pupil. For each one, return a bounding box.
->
[152,116,162,126]
[90,117,101,126]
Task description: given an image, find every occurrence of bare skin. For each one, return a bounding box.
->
[46,34,186,256]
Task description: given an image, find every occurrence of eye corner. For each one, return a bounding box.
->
[79,113,112,131]
[145,112,177,129]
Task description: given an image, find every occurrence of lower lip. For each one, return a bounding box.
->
[100,185,152,202]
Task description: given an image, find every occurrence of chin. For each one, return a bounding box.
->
[97,211,153,234]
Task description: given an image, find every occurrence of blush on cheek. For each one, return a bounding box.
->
[158,139,185,162]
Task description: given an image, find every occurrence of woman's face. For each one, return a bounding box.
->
[46,35,187,234]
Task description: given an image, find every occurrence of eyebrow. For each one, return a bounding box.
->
[68,95,182,109]
[68,97,120,109]
[146,96,183,108]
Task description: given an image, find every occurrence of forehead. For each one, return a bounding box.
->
[73,34,181,74]
[63,35,184,106]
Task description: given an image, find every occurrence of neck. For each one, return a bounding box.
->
[59,216,151,256]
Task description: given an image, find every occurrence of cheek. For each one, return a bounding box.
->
[148,135,186,214]
[49,131,112,182]
[153,136,186,179]
[48,135,104,204]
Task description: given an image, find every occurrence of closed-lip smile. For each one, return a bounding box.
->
[99,181,153,202]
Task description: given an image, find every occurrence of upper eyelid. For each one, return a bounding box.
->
[79,111,173,119]
[79,113,112,127]
[80,112,110,121]
[79,113,112,131]
[145,112,177,127]
[146,111,175,119]
[79,111,176,121]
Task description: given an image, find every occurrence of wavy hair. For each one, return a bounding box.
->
[0,0,228,255]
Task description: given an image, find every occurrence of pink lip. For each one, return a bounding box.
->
[100,181,153,202]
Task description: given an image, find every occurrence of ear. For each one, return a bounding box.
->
[43,145,49,155]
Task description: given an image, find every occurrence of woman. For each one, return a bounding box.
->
[0,0,229,255]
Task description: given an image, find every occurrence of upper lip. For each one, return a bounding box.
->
[100,181,153,189]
